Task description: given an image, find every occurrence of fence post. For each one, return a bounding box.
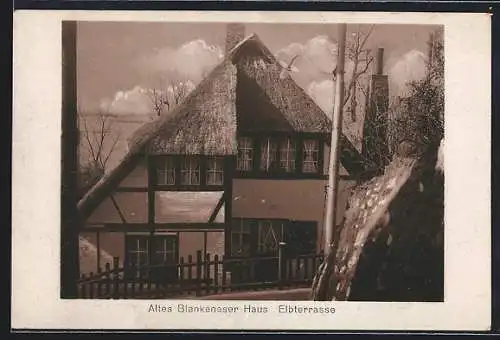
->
[97,267,102,298]
[187,255,193,285]
[304,255,310,282]
[80,274,86,298]
[130,264,136,298]
[179,256,184,290]
[213,255,219,294]
[278,242,286,289]
[89,272,94,298]
[221,256,227,292]
[205,253,211,295]
[195,250,202,296]
[112,257,119,299]
[105,262,111,297]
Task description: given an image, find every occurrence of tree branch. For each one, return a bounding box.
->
[102,130,121,168]
[81,114,98,165]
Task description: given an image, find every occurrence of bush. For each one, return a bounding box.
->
[388,31,444,157]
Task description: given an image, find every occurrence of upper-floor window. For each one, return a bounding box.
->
[181,157,201,185]
[206,156,224,185]
[155,155,224,187]
[302,139,320,173]
[236,137,254,171]
[279,138,296,173]
[157,156,176,186]
[260,137,279,171]
[236,135,323,176]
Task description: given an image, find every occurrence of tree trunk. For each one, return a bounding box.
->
[311,145,444,302]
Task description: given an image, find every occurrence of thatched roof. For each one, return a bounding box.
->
[133,33,354,151]
[233,36,331,133]
[78,33,365,222]
[141,60,238,156]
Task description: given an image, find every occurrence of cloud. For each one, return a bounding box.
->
[100,86,152,116]
[280,35,429,99]
[107,39,221,116]
[139,39,223,82]
[387,49,428,96]
[307,79,363,149]
[100,81,196,117]
[307,79,335,116]
[276,35,356,86]
[306,48,429,122]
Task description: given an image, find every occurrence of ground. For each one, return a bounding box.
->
[194,288,311,300]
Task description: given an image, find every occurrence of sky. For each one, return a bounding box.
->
[77,22,442,114]
[76,21,443,171]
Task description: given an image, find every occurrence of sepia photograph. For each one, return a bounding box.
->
[12,10,490,331]
[70,20,444,302]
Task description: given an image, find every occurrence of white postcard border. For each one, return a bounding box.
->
[12,10,491,331]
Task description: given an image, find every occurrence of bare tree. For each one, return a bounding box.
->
[79,110,121,171]
[344,25,375,122]
[147,77,193,117]
[77,109,121,198]
[279,25,374,125]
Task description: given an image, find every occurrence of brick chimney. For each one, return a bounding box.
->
[361,47,390,177]
[225,23,246,55]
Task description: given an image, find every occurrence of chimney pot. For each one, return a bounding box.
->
[375,48,384,75]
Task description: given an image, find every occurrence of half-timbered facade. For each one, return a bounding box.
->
[77,25,365,279]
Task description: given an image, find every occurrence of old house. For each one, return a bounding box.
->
[77,24,366,281]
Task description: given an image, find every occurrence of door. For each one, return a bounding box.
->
[285,221,317,256]
[284,221,318,280]
[254,220,284,282]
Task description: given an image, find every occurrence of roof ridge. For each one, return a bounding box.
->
[226,32,258,58]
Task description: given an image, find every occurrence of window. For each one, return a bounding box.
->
[279,138,296,172]
[125,235,178,279]
[257,220,283,255]
[237,137,254,171]
[302,139,320,173]
[231,220,252,256]
[181,157,200,185]
[126,236,149,268]
[260,137,279,172]
[125,235,149,278]
[151,237,177,264]
[230,219,318,258]
[157,156,176,185]
[206,157,224,185]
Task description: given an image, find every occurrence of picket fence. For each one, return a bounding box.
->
[77,250,325,299]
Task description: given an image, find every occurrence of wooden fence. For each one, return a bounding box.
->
[77,250,324,299]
